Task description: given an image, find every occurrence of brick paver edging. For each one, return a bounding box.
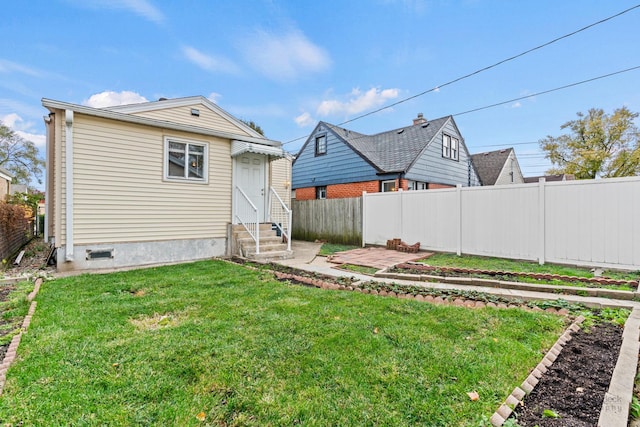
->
[489,315,586,426]
[0,277,44,396]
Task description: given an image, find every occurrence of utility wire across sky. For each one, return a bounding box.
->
[283,3,640,147]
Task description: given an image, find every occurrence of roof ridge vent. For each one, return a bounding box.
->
[397,129,405,134]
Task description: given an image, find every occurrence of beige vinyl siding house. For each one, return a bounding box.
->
[43,96,291,271]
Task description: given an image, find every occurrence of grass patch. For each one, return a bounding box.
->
[318,243,360,256]
[0,260,566,426]
[336,263,380,275]
[0,281,34,346]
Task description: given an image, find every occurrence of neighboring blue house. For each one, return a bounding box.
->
[292,113,480,199]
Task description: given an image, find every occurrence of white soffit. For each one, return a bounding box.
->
[231,140,285,158]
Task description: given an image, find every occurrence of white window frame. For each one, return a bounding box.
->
[315,134,327,156]
[442,134,459,161]
[316,186,327,199]
[381,180,396,192]
[164,136,209,184]
[442,134,451,158]
[451,136,459,160]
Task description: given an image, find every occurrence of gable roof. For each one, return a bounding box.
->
[42,97,282,148]
[106,96,264,139]
[471,148,514,186]
[318,116,452,173]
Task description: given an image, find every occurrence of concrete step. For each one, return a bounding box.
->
[233,230,281,241]
[244,250,294,262]
[237,236,284,246]
[243,242,290,254]
[232,223,276,233]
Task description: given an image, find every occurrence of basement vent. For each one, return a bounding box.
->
[86,249,114,260]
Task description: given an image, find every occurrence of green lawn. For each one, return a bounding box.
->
[0,260,566,426]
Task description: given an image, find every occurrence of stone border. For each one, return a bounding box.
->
[598,306,640,426]
[489,315,586,426]
[271,271,573,315]
[0,277,43,396]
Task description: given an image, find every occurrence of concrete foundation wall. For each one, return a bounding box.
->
[56,237,227,272]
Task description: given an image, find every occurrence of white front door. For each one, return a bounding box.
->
[236,153,266,221]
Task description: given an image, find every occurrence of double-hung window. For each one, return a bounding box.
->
[165,137,208,183]
[315,134,327,156]
[442,134,459,161]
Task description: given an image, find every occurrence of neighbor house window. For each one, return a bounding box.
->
[381,180,396,192]
[442,134,459,161]
[315,134,327,156]
[316,186,327,199]
[165,137,208,182]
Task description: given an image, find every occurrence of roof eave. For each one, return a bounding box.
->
[41,98,281,147]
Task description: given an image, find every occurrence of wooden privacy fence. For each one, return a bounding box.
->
[292,197,362,245]
[363,176,640,270]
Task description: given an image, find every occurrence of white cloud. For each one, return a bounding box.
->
[83,90,148,108]
[316,87,400,117]
[294,112,314,127]
[241,29,330,81]
[182,46,239,74]
[0,59,42,77]
[511,102,522,108]
[208,92,222,104]
[71,0,165,24]
[1,113,46,148]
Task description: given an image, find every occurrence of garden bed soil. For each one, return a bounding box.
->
[513,322,624,426]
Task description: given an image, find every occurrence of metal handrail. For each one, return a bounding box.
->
[269,187,292,251]
[235,186,260,254]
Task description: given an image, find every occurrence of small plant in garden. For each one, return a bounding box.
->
[631,395,640,419]
[542,408,560,418]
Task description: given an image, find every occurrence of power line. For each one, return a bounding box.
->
[287,65,640,154]
[453,65,640,117]
[282,4,640,146]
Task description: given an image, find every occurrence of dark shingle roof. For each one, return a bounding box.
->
[324,116,450,173]
[471,148,513,186]
[523,174,575,183]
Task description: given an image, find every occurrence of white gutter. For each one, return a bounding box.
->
[65,109,74,261]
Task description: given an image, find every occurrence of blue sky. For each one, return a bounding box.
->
[1,0,639,187]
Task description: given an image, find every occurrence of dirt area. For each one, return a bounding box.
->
[1,238,55,280]
[513,322,624,426]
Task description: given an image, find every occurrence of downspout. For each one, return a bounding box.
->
[43,114,51,243]
[65,109,74,262]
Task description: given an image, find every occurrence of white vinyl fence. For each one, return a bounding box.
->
[363,176,640,270]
